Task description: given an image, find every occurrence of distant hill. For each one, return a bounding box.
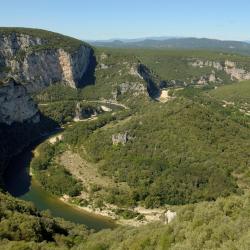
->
[87,36,179,43]
[90,37,250,55]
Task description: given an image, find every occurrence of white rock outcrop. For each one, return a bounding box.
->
[0,30,93,125]
[189,59,250,81]
[0,79,39,125]
[164,210,177,224]
[0,32,92,92]
[112,132,129,145]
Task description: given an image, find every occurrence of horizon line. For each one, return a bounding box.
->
[85,36,250,43]
[0,26,249,43]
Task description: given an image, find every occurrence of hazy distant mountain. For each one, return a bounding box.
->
[87,36,180,43]
[90,37,250,55]
[87,36,178,44]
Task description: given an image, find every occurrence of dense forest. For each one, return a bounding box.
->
[0,30,249,249]
[1,190,249,249]
[57,87,249,208]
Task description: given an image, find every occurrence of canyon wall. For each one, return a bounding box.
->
[189,59,250,81]
[0,78,39,125]
[0,32,92,92]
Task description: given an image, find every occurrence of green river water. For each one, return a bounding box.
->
[4,139,116,231]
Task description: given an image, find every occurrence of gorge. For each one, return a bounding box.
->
[0,27,249,250]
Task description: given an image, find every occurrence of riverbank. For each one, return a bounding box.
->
[57,152,168,226]
[30,160,166,228]
[31,139,168,227]
[10,161,116,230]
[59,194,167,227]
[3,126,117,230]
[28,120,173,228]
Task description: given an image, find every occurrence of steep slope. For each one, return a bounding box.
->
[0,78,39,125]
[1,180,249,249]
[0,27,93,92]
[32,48,250,111]
[0,77,41,180]
[0,192,89,248]
[32,48,155,103]
[0,28,94,184]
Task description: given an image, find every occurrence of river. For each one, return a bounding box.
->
[3,137,116,231]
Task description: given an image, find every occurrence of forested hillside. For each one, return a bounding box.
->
[0,28,249,249]
[1,191,249,249]
[45,85,248,208]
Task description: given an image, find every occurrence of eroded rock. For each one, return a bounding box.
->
[112,132,130,145]
[190,59,250,81]
[0,32,92,92]
[0,78,39,125]
[164,210,177,224]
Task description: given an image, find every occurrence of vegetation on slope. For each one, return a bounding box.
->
[33,85,248,211]
[38,101,77,124]
[133,48,250,84]
[0,190,249,249]
[1,43,250,249]
[209,80,250,113]
[32,48,250,107]
[30,112,132,199]
[66,95,249,207]
[81,192,250,250]
[210,80,250,101]
[0,27,89,53]
[0,192,89,249]
[33,48,148,102]
[31,142,83,197]
[33,85,79,103]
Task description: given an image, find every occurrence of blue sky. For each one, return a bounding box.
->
[0,0,250,41]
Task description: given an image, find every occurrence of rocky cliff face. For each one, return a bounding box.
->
[189,59,250,81]
[0,32,92,92]
[0,30,94,125]
[112,132,129,145]
[0,78,39,125]
[137,64,160,97]
[0,29,94,182]
[0,78,42,178]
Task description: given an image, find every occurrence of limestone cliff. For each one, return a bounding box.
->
[0,28,94,125]
[189,59,250,81]
[0,28,95,182]
[0,78,42,178]
[0,29,92,92]
[137,64,160,97]
[0,78,39,125]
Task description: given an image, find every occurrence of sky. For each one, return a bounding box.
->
[0,0,250,41]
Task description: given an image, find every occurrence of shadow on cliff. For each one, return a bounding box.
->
[137,64,160,98]
[3,145,33,197]
[2,114,60,197]
[78,49,97,88]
